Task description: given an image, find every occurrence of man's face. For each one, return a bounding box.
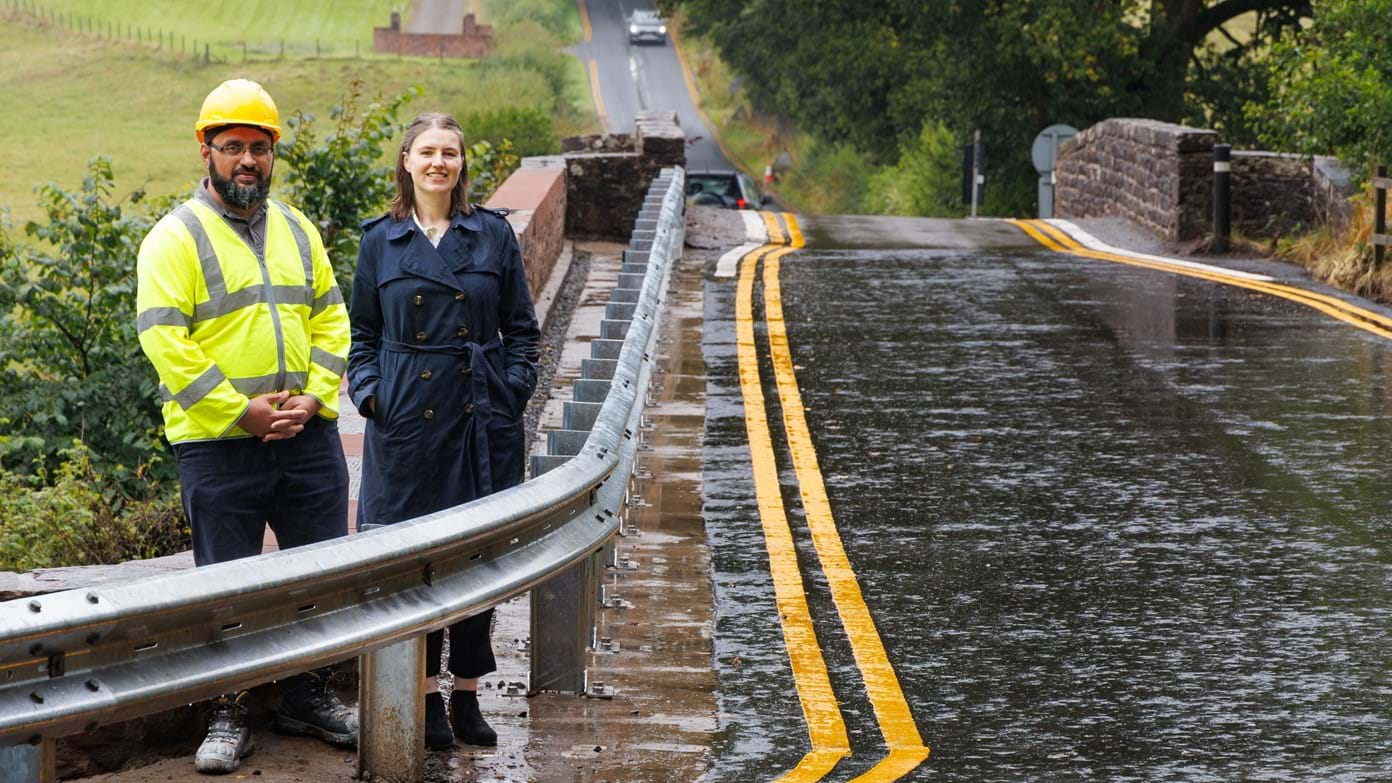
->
[201,126,274,211]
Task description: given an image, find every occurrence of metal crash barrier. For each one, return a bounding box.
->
[0,167,686,783]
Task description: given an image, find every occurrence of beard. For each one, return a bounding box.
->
[208,160,271,210]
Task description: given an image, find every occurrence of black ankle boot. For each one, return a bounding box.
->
[424,693,455,751]
[450,690,497,746]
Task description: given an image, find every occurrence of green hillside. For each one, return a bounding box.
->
[0,4,596,225]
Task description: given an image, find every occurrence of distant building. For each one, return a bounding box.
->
[373,10,492,58]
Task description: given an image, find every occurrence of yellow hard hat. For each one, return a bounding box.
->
[195,79,281,143]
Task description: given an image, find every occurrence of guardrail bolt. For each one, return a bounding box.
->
[86,592,99,604]
[28,643,42,657]
[85,679,100,692]
[30,691,43,704]
[28,600,41,613]
[86,632,101,646]
[422,563,435,586]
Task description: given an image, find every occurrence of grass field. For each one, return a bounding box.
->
[0,4,597,225]
[9,0,399,58]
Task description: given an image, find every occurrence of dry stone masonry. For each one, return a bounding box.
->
[562,110,686,241]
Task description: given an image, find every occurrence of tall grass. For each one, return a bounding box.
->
[1277,193,1392,301]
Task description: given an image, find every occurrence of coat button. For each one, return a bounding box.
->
[457,326,470,338]
[465,403,474,415]
[420,370,433,380]
[413,295,422,306]
[416,331,427,342]
[454,292,465,301]
[460,366,472,376]
[423,409,434,420]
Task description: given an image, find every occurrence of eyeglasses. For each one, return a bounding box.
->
[207,141,274,158]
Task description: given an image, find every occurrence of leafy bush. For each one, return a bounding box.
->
[0,159,170,492]
[481,0,581,41]
[780,138,876,215]
[467,139,521,203]
[1250,0,1392,182]
[479,22,572,114]
[277,81,417,304]
[866,121,964,218]
[0,443,187,572]
[462,106,559,158]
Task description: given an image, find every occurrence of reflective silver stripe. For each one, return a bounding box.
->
[191,285,312,323]
[310,347,348,376]
[230,371,309,396]
[311,286,345,318]
[271,201,314,293]
[169,366,227,411]
[172,205,226,299]
[137,307,193,334]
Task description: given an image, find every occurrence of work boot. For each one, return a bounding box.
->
[194,693,254,775]
[450,689,497,746]
[424,692,455,751]
[273,670,358,746]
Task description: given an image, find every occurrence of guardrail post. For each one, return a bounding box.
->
[1213,144,1231,254]
[1376,164,1387,267]
[530,556,597,693]
[359,637,425,783]
[0,739,55,783]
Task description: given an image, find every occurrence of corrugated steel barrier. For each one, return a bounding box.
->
[0,168,686,783]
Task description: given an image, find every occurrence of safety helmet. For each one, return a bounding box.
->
[195,79,282,143]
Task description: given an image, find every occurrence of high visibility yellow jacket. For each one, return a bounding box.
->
[136,197,350,444]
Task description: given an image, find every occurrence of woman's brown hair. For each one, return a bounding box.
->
[388,112,471,221]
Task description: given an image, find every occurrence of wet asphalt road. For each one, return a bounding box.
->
[702,216,1392,781]
[579,0,729,169]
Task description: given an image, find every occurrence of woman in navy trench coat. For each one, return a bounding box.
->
[347,113,539,750]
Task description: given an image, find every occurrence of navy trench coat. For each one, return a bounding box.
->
[347,207,540,527]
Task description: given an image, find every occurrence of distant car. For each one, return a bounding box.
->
[628,10,667,45]
[685,169,771,210]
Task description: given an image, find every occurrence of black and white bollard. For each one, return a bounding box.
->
[1213,144,1232,254]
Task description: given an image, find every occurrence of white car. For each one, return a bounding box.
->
[628,10,667,45]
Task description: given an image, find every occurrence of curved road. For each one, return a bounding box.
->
[576,0,730,170]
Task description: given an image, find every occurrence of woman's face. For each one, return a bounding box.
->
[404,126,464,197]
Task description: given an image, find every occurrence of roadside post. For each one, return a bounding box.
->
[1374,164,1388,266]
[1213,144,1231,254]
[1031,124,1078,219]
[971,130,983,218]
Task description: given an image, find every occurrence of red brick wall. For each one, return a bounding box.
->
[487,160,567,298]
[372,25,491,58]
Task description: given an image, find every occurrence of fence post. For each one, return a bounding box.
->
[358,637,426,783]
[203,41,209,63]
[242,40,246,62]
[1213,143,1231,254]
[1377,164,1387,267]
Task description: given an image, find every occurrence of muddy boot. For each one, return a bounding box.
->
[273,670,358,746]
[195,693,254,775]
[450,689,497,746]
[424,692,456,751]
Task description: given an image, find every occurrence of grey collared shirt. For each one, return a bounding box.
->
[194,178,267,257]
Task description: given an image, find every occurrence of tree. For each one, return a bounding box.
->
[1250,0,1392,181]
[665,0,1313,213]
[276,82,416,304]
[0,158,169,489]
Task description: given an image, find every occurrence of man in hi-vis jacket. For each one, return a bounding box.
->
[135,78,357,775]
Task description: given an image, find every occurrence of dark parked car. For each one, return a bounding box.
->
[685,169,772,210]
[628,10,667,44]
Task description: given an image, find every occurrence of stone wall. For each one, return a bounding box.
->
[563,110,686,240]
[485,157,567,298]
[1054,118,1217,242]
[1056,118,1354,242]
[372,11,491,58]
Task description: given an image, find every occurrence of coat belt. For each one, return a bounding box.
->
[379,336,504,496]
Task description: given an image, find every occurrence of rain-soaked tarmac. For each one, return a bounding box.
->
[702,215,1392,781]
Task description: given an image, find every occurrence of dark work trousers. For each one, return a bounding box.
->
[174,417,350,566]
[427,610,496,679]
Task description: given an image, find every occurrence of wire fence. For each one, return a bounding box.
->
[0,0,374,63]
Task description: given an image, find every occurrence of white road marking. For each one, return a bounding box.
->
[1046,219,1275,282]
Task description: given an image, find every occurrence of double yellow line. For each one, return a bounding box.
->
[735,212,930,782]
[1011,219,1392,341]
